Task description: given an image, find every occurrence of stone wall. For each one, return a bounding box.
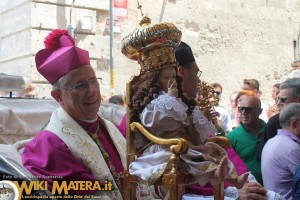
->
[1,0,300,106]
[0,0,31,76]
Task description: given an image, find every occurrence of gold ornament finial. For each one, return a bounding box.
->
[139,16,151,27]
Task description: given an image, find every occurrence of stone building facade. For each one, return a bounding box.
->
[1,0,300,106]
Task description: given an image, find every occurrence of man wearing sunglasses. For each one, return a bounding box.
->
[210,82,232,135]
[257,78,300,160]
[226,94,265,185]
[242,78,269,123]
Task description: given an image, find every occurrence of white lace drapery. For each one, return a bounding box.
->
[192,107,217,142]
[148,92,189,124]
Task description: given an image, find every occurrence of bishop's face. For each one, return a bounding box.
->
[53,65,101,120]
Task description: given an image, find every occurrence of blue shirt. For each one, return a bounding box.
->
[261,129,300,200]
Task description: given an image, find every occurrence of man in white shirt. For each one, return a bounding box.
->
[210,82,232,134]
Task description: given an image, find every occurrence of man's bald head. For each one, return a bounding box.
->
[238,95,261,108]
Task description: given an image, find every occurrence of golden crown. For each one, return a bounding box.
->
[121,16,182,74]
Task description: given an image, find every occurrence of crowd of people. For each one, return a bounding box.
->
[5,18,299,200]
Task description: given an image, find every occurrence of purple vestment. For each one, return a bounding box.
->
[22,118,124,195]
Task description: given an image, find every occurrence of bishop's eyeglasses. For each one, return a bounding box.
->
[61,77,100,93]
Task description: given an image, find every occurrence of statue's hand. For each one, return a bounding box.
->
[167,79,178,97]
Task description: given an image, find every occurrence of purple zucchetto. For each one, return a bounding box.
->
[35,29,90,84]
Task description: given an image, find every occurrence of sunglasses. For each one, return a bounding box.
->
[276,97,288,103]
[237,107,256,113]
